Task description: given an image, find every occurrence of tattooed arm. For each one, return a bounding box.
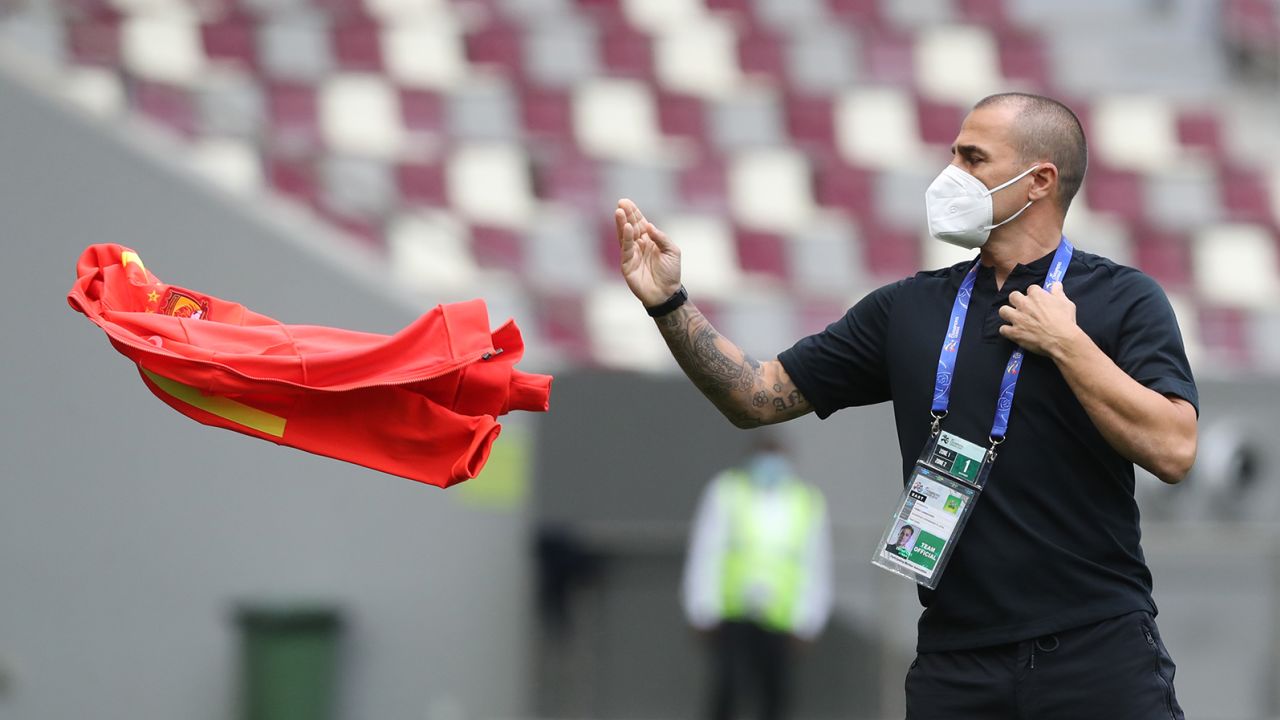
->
[654,302,811,427]
[614,198,811,427]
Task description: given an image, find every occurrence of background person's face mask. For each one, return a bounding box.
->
[748,452,790,488]
[925,164,1040,249]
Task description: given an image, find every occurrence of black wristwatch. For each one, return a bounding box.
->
[645,285,688,318]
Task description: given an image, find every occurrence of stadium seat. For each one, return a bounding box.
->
[134,80,198,136]
[445,143,535,228]
[622,0,705,33]
[728,147,815,233]
[523,207,603,291]
[718,291,798,359]
[1132,223,1193,291]
[188,136,263,194]
[399,87,444,138]
[734,228,789,282]
[264,80,320,153]
[381,18,469,89]
[654,15,741,98]
[677,151,729,213]
[875,168,941,230]
[660,213,742,297]
[755,0,832,31]
[813,158,875,219]
[267,153,320,208]
[737,25,786,82]
[201,15,258,69]
[827,0,884,29]
[468,224,525,274]
[520,84,575,141]
[786,214,864,297]
[1177,109,1227,161]
[463,18,523,77]
[1092,95,1179,171]
[994,28,1051,90]
[1083,165,1146,223]
[530,147,601,213]
[446,77,521,141]
[1062,205,1134,266]
[710,87,784,150]
[1192,223,1280,308]
[785,93,838,156]
[524,13,600,88]
[915,96,966,147]
[784,23,860,94]
[585,284,673,370]
[533,290,593,364]
[395,159,449,207]
[861,27,914,84]
[331,15,384,72]
[257,12,332,80]
[321,154,396,217]
[67,14,122,67]
[885,0,957,30]
[836,86,925,169]
[319,73,404,157]
[1198,305,1251,366]
[859,217,921,279]
[573,78,663,161]
[60,66,127,117]
[596,14,654,79]
[914,25,1003,106]
[602,159,679,219]
[387,209,480,294]
[655,89,709,146]
[1144,164,1222,230]
[1219,164,1274,223]
[122,14,206,84]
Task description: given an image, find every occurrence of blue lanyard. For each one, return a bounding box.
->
[930,237,1075,442]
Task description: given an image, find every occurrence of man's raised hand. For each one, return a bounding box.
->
[615,198,681,307]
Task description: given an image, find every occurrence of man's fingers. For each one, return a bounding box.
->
[1050,281,1067,297]
[1007,291,1026,308]
[646,221,673,251]
[614,208,627,241]
[998,305,1017,322]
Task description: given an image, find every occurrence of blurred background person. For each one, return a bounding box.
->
[682,437,833,720]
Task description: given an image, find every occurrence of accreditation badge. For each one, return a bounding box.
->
[871,430,993,590]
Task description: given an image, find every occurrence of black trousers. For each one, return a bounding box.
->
[710,620,792,720]
[905,610,1184,720]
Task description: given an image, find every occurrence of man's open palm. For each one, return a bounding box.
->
[616,198,681,307]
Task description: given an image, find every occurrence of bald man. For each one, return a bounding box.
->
[614,93,1195,719]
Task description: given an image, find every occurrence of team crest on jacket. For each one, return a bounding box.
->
[160,289,210,320]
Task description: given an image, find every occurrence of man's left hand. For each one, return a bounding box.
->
[998,282,1082,358]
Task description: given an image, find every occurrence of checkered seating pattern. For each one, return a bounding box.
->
[3,0,1279,370]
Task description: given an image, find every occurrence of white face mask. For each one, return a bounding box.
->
[925,164,1040,249]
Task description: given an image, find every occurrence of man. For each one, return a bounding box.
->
[682,438,833,720]
[887,524,916,558]
[615,93,1197,719]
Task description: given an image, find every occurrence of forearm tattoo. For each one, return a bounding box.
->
[655,304,808,427]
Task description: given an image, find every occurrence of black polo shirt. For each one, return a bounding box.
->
[778,246,1198,653]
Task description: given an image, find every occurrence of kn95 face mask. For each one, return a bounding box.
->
[925,164,1040,250]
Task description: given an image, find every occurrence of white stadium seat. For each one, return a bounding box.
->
[320,74,405,158]
[1192,223,1280,308]
[445,143,535,228]
[914,25,1003,106]
[660,213,742,298]
[729,148,815,234]
[573,78,663,162]
[1093,95,1179,172]
[382,19,469,90]
[836,87,926,170]
[122,14,205,85]
[387,210,479,294]
[654,16,741,99]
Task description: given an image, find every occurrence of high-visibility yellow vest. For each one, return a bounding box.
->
[719,472,823,633]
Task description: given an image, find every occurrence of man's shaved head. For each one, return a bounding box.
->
[974,93,1088,212]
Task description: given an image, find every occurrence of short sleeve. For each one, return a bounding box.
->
[777,281,900,418]
[1111,269,1199,414]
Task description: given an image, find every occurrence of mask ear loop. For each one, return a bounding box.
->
[980,164,1041,232]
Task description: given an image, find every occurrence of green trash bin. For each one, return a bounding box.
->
[236,604,344,720]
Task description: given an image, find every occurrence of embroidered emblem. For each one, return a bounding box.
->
[160,289,210,320]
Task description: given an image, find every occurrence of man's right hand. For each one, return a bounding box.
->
[615,198,681,307]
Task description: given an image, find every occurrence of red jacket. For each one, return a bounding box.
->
[68,244,552,488]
